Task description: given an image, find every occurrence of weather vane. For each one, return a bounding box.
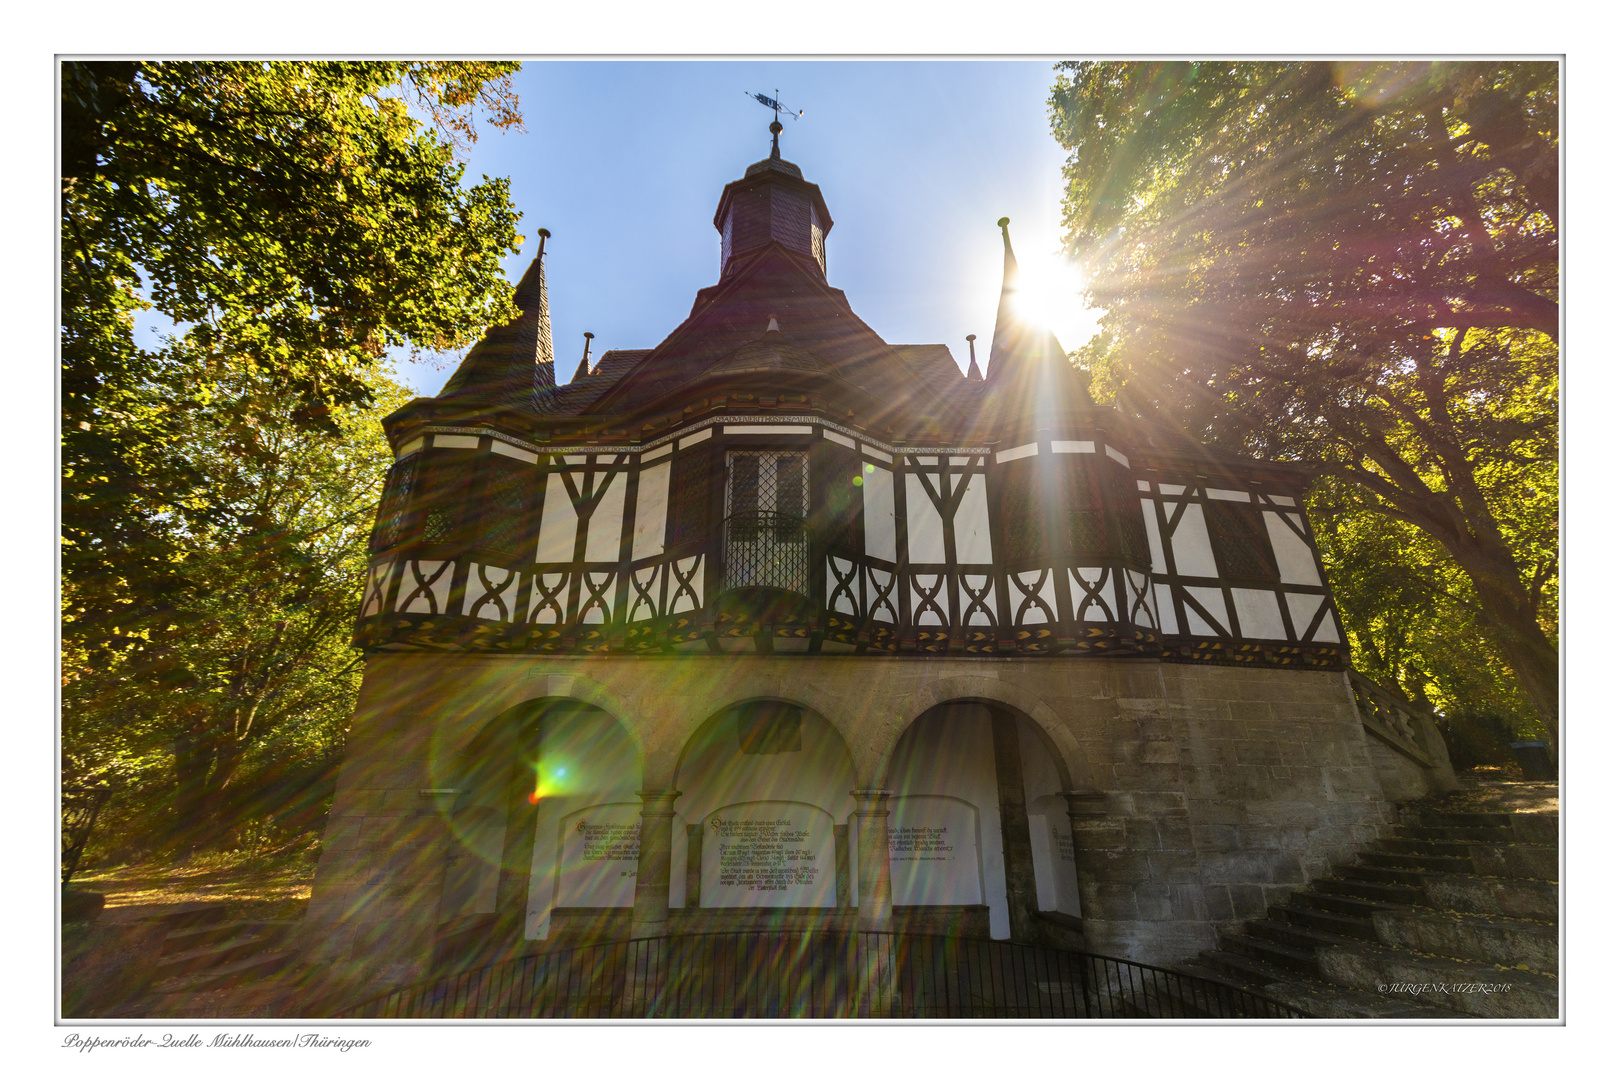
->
[746,89,803,158]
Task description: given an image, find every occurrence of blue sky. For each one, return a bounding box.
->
[392,60,1097,396]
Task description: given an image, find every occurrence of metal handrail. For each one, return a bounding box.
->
[336,929,1310,1020]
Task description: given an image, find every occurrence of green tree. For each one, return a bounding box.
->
[1050,61,1559,748]
[62,368,414,849]
[62,60,525,671]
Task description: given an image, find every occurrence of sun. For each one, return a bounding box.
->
[1011,256,1101,353]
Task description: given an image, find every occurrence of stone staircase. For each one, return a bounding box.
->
[146,905,301,995]
[1177,784,1559,1019]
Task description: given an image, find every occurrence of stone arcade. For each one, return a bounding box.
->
[306,131,1456,989]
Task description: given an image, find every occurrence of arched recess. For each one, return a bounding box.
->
[885,700,1083,942]
[673,699,858,912]
[431,696,651,944]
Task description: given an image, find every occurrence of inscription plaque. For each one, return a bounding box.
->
[555,804,640,908]
[701,801,835,907]
[888,795,981,906]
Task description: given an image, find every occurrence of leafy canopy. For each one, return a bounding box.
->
[1050,61,1558,742]
[62,60,526,665]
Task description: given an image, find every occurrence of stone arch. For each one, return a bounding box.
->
[885,673,1100,794]
[427,691,644,944]
[671,697,860,912]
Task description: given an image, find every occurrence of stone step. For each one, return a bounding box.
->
[1312,876,1429,907]
[1409,812,1559,847]
[1390,824,1513,843]
[1246,917,1370,956]
[1376,837,1475,858]
[1296,889,1398,919]
[161,919,295,956]
[1419,872,1559,921]
[1371,908,1558,972]
[1316,940,1558,1020]
[1269,902,1380,942]
[1193,948,1306,991]
[150,948,298,994]
[1217,931,1321,977]
[1337,862,1430,888]
[1469,843,1558,881]
[1360,850,1475,873]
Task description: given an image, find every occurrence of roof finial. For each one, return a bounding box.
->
[573,331,594,382]
[965,333,983,381]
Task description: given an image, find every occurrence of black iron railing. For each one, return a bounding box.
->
[723,511,808,593]
[338,931,1309,1019]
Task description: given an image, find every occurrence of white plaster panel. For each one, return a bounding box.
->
[678,428,712,449]
[631,460,671,561]
[562,454,588,465]
[1010,570,1058,624]
[670,556,703,613]
[397,559,452,614]
[1160,484,1186,496]
[1052,440,1094,454]
[822,429,856,449]
[949,456,973,466]
[529,573,567,624]
[1183,586,1229,636]
[912,574,945,625]
[1285,592,1327,640]
[861,446,893,464]
[1231,588,1286,640]
[491,440,538,464]
[1105,445,1129,466]
[954,474,993,564]
[641,441,673,462]
[862,465,897,561]
[462,563,522,621]
[579,572,614,624]
[1142,499,1167,573]
[360,561,392,618]
[1071,566,1113,622]
[888,796,982,906]
[1265,511,1323,586]
[1127,570,1158,629]
[535,475,578,563]
[584,472,626,562]
[905,474,947,564]
[724,424,814,434]
[432,434,480,450]
[396,437,423,459]
[995,443,1038,464]
[1270,495,1296,506]
[1154,582,1177,633]
[1137,480,1151,492]
[1312,609,1343,644]
[1207,488,1251,502]
[1170,503,1219,578]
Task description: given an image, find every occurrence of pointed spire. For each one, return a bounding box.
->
[965,334,983,381]
[437,227,558,412]
[572,332,594,382]
[986,216,1020,383]
[981,217,1091,440]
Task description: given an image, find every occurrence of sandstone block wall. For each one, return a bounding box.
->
[304,653,1450,983]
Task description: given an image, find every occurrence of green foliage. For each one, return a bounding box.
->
[62,60,524,667]
[1051,61,1558,740]
[60,60,527,848]
[63,369,414,853]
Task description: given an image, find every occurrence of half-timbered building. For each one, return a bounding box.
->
[307,133,1456,989]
